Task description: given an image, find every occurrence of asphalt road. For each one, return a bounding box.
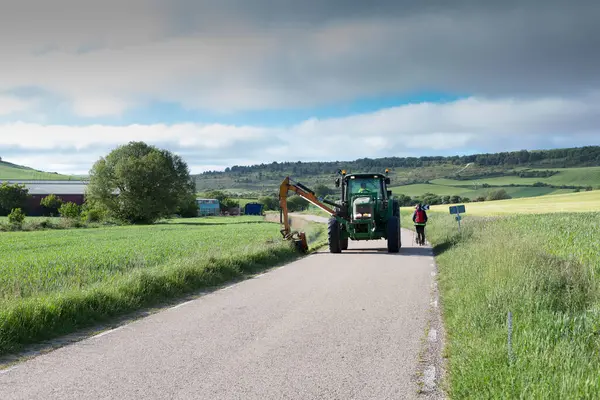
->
[0,226,440,400]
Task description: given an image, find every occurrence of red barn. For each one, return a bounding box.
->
[4,180,88,216]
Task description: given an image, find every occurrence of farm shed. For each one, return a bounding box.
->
[2,180,88,216]
[244,202,263,215]
[196,198,220,216]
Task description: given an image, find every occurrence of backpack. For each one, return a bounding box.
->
[415,209,426,223]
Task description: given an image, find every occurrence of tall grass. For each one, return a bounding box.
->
[0,217,322,356]
[401,210,600,398]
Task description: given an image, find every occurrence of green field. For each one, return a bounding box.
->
[432,166,600,188]
[0,162,78,180]
[391,183,572,199]
[400,210,600,398]
[0,216,324,356]
[427,190,600,215]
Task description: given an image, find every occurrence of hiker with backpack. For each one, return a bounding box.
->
[412,204,428,245]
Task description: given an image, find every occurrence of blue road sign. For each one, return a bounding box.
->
[449,204,466,215]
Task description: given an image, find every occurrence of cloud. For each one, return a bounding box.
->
[1,1,599,116]
[1,95,598,175]
[0,95,35,116]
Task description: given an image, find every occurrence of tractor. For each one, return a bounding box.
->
[278,168,401,253]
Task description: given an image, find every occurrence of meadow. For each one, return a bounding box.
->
[427,190,600,215]
[391,183,572,199]
[0,163,77,180]
[0,216,325,356]
[400,208,600,398]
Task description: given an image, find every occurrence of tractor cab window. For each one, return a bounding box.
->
[348,178,383,198]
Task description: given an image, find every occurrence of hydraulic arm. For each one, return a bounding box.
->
[278,176,337,252]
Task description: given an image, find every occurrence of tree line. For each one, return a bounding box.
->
[197,146,600,178]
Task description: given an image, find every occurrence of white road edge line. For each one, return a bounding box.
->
[428,329,437,342]
[0,366,17,374]
[170,300,194,310]
[91,326,123,339]
[424,366,436,391]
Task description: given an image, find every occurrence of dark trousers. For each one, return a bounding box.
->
[415,225,425,244]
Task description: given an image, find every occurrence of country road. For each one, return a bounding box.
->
[0,219,444,399]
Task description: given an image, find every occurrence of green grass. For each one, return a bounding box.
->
[392,183,572,199]
[0,162,77,180]
[428,190,600,215]
[400,210,600,398]
[0,216,324,356]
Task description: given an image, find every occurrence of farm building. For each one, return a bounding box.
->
[196,198,220,216]
[2,180,87,216]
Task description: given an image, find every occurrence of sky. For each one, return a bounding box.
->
[0,0,599,175]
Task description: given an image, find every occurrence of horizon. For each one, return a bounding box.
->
[2,144,598,177]
[1,1,599,175]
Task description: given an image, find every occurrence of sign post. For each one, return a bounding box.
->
[449,204,466,232]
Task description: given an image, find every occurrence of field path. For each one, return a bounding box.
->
[0,218,444,399]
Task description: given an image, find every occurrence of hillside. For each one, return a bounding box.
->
[0,160,78,181]
[194,146,600,199]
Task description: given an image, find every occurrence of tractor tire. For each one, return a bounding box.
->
[387,215,400,253]
[340,237,348,250]
[392,199,400,217]
[328,217,342,253]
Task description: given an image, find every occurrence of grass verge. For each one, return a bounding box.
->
[401,209,600,398]
[0,216,326,357]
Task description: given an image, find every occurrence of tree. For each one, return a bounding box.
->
[8,207,25,228]
[40,194,63,216]
[0,183,29,216]
[259,196,279,211]
[86,141,196,224]
[287,196,309,211]
[313,184,335,198]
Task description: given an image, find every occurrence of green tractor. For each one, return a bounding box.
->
[327,169,401,253]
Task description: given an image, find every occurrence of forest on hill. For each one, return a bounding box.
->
[194,146,600,193]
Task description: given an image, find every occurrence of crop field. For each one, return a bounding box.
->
[0,216,323,356]
[400,208,600,397]
[431,166,600,188]
[427,190,600,215]
[391,183,571,199]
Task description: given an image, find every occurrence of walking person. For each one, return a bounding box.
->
[412,203,428,245]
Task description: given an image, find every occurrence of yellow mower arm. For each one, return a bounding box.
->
[278,176,336,252]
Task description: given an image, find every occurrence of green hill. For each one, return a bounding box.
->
[194,146,600,199]
[0,160,78,181]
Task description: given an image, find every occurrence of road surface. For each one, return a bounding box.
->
[0,224,443,399]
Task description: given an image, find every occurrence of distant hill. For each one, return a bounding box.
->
[0,159,79,181]
[193,146,600,197]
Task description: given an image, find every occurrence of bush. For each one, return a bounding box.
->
[40,194,63,216]
[0,183,29,216]
[59,202,81,219]
[8,208,25,228]
[486,189,512,201]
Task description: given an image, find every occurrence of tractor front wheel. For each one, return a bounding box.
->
[387,216,400,253]
[328,217,342,253]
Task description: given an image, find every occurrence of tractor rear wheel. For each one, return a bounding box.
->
[328,217,342,253]
[340,237,348,250]
[387,215,400,253]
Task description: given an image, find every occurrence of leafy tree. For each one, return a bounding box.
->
[259,196,279,211]
[40,194,63,216]
[313,184,335,198]
[0,183,29,216]
[87,141,196,224]
[176,192,199,218]
[288,196,309,211]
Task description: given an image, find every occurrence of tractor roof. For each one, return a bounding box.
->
[345,173,386,179]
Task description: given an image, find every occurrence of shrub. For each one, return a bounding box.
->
[8,207,25,228]
[59,202,81,219]
[40,194,63,216]
[0,183,29,216]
